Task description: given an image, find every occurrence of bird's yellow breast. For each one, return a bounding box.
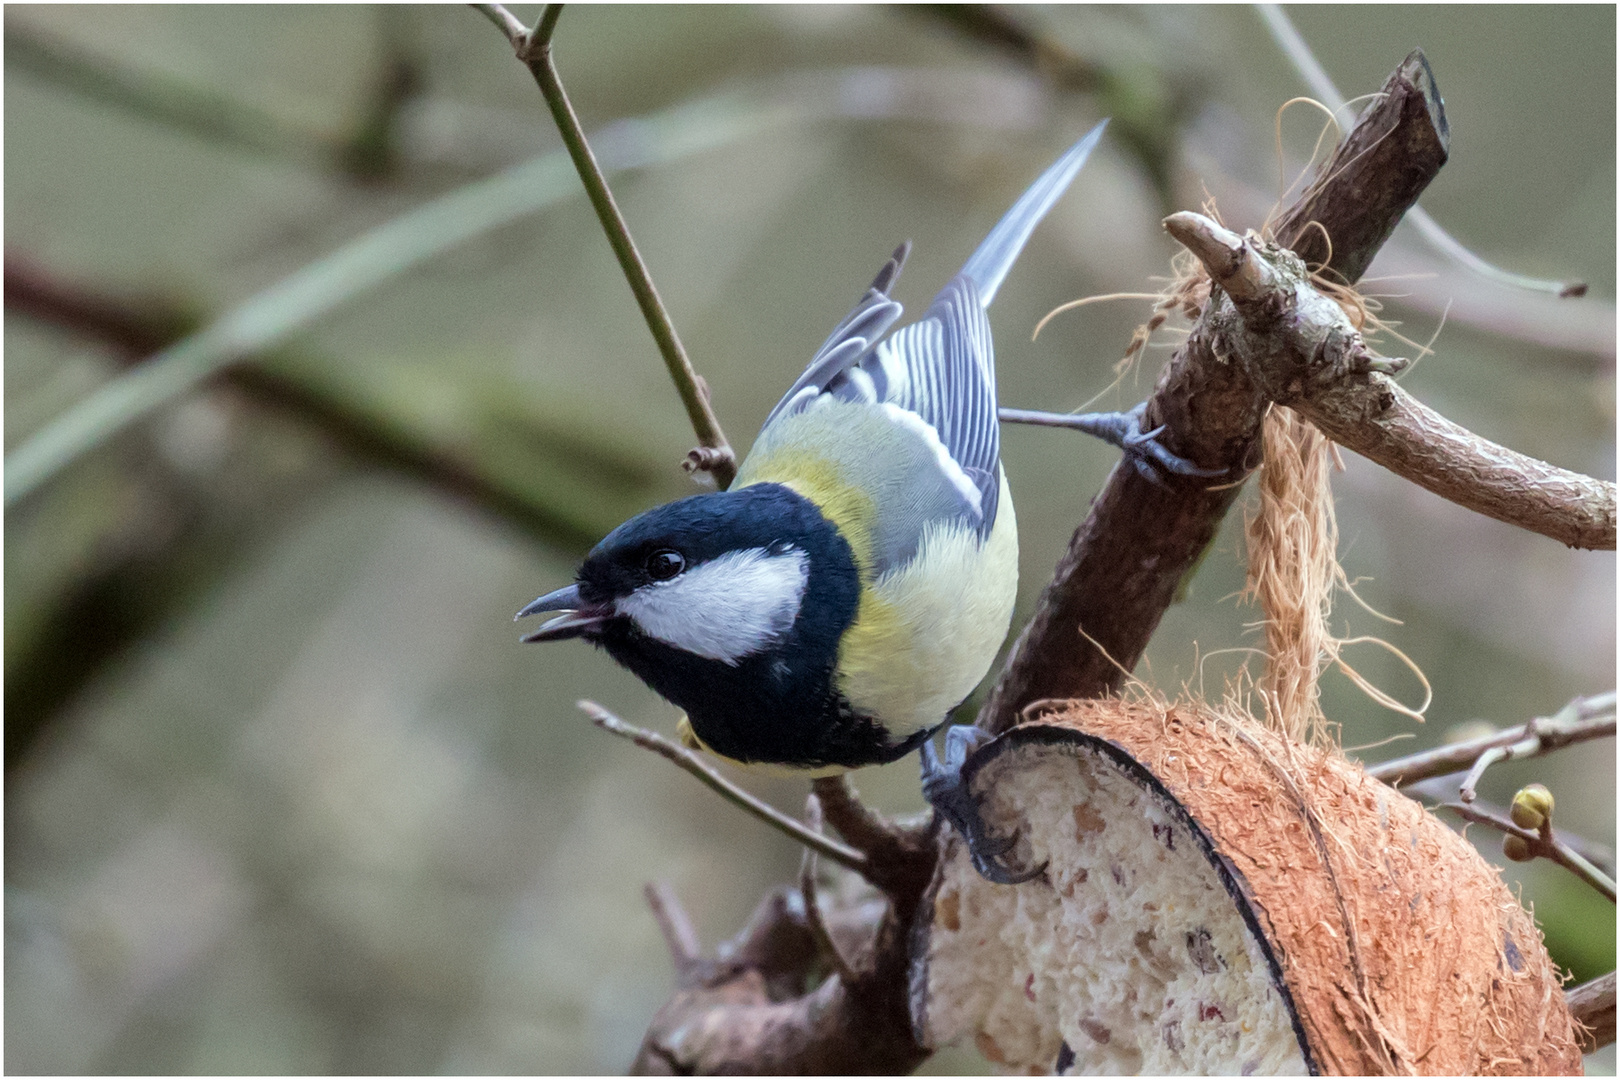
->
[834,473,1017,735]
[736,400,1019,741]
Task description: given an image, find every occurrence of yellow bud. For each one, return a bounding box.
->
[1510,784,1554,831]
[1501,834,1534,862]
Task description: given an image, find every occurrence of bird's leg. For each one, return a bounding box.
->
[920,724,1045,885]
[998,402,1225,485]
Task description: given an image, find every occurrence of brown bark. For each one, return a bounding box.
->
[1297,377,1615,549]
[1162,210,1617,552]
[1271,50,1450,285]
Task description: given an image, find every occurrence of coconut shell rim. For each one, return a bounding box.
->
[911,719,1322,1076]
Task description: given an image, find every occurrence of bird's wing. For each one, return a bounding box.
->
[747,121,1108,573]
[758,243,910,433]
[858,120,1108,538]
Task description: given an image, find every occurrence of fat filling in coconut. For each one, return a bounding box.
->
[920,742,1310,1076]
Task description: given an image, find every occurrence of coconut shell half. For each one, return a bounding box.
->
[910,699,1582,1075]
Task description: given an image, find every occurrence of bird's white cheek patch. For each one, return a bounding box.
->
[616,547,809,664]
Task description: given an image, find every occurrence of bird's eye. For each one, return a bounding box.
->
[645,549,686,581]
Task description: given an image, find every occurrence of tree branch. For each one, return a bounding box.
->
[645,881,703,983]
[1257,8,1587,298]
[1441,802,1617,903]
[1298,375,1615,549]
[810,774,935,895]
[579,701,868,875]
[979,53,1454,734]
[1269,48,1451,287]
[798,796,857,987]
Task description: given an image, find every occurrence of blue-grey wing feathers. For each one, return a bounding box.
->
[758,120,1108,551]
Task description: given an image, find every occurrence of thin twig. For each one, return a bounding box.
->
[481,2,737,486]
[1404,784,1617,874]
[1442,802,1617,903]
[799,795,857,986]
[1369,691,1616,788]
[644,881,703,975]
[579,701,868,874]
[1456,745,1510,804]
[471,2,529,45]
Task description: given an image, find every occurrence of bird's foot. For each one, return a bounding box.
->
[1000,402,1225,485]
[920,724,1045,885]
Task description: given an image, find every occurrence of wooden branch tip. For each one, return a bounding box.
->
[471,3,530,52]
[1162,211,1255,295]
[683,444,737,478]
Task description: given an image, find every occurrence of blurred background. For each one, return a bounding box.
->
[5,5,1613,1073]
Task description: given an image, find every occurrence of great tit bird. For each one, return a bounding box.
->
[518,122,1202,882]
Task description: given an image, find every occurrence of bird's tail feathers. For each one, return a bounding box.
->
[958,119,1109,308]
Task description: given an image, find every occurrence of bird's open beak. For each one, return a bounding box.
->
[514,584,613,643]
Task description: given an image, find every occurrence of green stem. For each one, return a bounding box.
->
[515,4,736,487]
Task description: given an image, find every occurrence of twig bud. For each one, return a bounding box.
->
[1501,834,1535,862]
[1510,783,1554,831]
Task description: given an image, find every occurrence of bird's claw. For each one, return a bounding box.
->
[1110,403,1225,486]
[921,725,1046,885]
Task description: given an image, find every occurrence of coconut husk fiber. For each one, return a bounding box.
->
[1005,696,1582,1075]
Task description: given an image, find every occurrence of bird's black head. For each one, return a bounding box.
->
[517,483,861,762]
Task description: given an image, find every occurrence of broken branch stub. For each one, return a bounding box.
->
[912,699,1583,1075]
[1273,48,1450,286]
